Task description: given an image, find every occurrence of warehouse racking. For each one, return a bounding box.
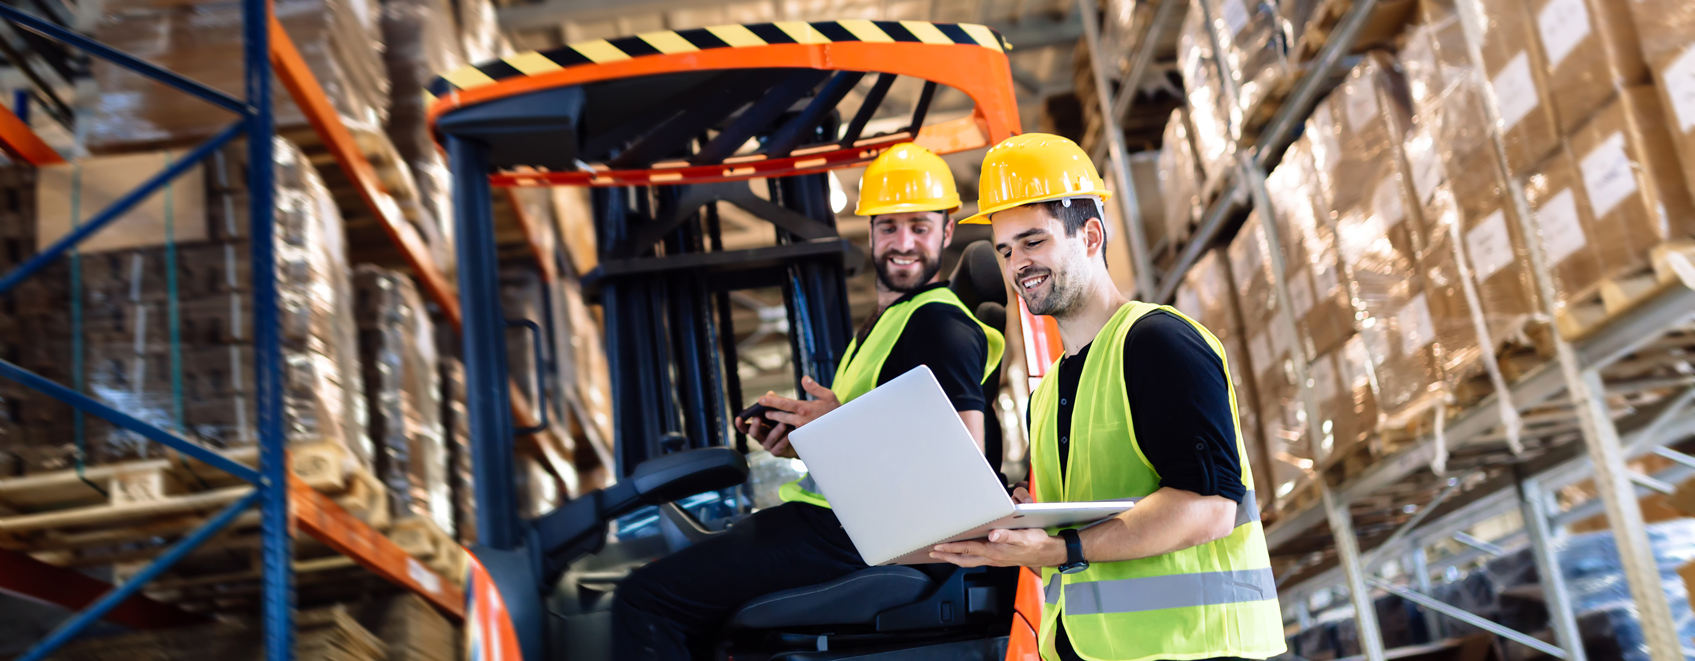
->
[0,1,585,658]
[1075,2,1695,661]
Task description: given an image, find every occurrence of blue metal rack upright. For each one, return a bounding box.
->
[0,0,293,657]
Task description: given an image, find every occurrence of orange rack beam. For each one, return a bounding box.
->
[0,102,64,166]
[291,474,465,618]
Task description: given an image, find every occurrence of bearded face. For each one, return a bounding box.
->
[992,205,1100,320]
[870,212,950,293]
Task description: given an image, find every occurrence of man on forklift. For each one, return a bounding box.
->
[927,134,1286,661]
[612,143,1007,660]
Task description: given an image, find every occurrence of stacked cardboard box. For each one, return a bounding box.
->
[440,355,477,545]
[355,265,450,536]
[0,139,367,475]
[1527,0,1648,135]
[1625,0,1695,207]
[49,605,388,661]
[1176,249,1271,514]
[1227,212,1313,496]
[1159,108,1206,245]
[1180,6,1238,193]
[1204,0,1298,123]
[87,0,390,152]
[1466,0,1563,175]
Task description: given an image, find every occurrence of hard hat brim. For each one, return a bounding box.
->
[855,201,962,217]
[958,189,1113,225]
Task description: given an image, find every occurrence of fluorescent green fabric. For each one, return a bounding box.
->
[779,287,1005,508]
[1030,302,1284,661]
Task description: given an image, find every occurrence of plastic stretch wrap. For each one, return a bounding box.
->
[440,356,476,545]
[1321,54,1445,428]
[1267,138,1352,361]
[1204,0,1296,118]
[1525,0,1646,136]
[0,139,367,474]
[1624,0,1695,206]
[381,0,464,267]
[354,266,450,536]
[88,0,390,152]
[1176,249,1270,509]
[1160,108,1206,244]
[1523,86,1695,327]
[1180,4,1237,191]
[1465,0,1561,175]
[1227,213,1310,501]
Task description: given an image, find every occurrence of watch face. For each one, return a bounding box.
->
[1061,562,1088,575]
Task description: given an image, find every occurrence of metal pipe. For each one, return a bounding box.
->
[1077,0,1155,300]
[0,3,248,115]
[1369,579,1568,659]
[1451,532,1505,556]
[1518,474,1588,661]
[1361,477,1465,571]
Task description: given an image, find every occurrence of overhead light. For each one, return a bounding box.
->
[828,171,847,214]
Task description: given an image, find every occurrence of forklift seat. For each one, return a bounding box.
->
[727,566,934,629]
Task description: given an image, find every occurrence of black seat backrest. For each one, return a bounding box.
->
[948,240,1008,479]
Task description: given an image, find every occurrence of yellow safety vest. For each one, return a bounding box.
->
[1030,301,1284,661]
[779,286,1005,507]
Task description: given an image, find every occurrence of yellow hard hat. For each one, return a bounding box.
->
[960,133,1111,224]
[855,143,961,216]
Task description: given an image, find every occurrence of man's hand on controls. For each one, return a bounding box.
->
[929,528,1066,568]
[732,377,841,459]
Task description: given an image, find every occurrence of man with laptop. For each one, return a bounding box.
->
[612,143,1005,660]
[923,134,1285,661]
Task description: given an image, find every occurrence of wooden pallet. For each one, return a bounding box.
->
[1556,242,1695,341]
[0,439,385,554]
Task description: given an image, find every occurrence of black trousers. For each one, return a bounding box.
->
[612,501,868,660]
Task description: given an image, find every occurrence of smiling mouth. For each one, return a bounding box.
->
[887,257,919,266]
[1020,274,1049,291]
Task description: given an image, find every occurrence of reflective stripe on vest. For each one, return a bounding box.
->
[1043,490,1262,607]
[779,287,1005,508]
[1030,302,1285,661]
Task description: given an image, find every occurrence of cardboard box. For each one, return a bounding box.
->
[1624,0,1695,212]
[1160,108,1205,243]
[1335,187,1442,426]
[1566,86,1695,278]
[1524,145,1609,308]
[1437,127,1543,354]
[1526,0,1647,135]
[1267,141,1353,358]
[1476,0,1562,174]
[1180,7,1237,189]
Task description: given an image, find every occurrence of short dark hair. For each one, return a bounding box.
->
[1036,198,1108,265]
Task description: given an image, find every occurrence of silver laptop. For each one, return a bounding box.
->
[788,366,1132,566]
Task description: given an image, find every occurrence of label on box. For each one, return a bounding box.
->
[1537,0,1591,70]
[1663,46,1695,133]
[1374,176,1406,226]
[1466,210,1515,280]
[407,557,442,595]
[1346,83,1381,133]
[1536,187,1587,264]
[1410,138,1447,204]
[1580,132,1638,218]
[1493,53,1541,133]
[1289,271,1315,317]
[1249,331,1274,375]
[1398,293,1436,355]
[1221,0,1250,36]
[1312,353,1340,403]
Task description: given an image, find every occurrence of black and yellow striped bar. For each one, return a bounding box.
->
[427,20,1009,98]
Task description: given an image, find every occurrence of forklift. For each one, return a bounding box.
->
[427,21,1046,660]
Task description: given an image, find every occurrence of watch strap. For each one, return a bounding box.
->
[1059,528,1085,570]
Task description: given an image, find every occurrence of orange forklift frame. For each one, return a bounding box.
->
[424,22,1052,661]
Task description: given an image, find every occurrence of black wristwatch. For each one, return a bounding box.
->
[1058,529,1089,574]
